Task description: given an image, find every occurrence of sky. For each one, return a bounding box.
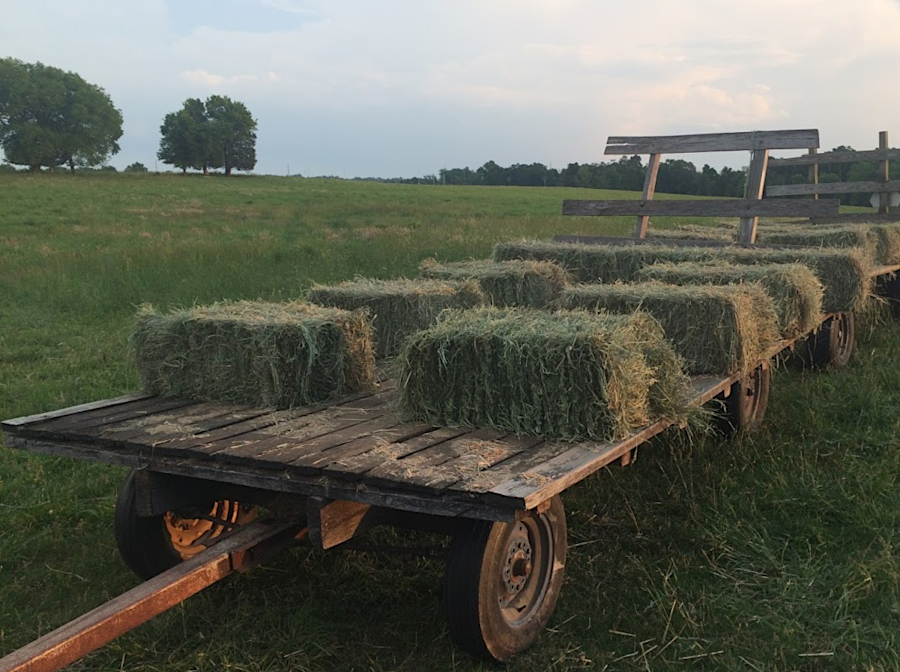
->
[2,0,900,177]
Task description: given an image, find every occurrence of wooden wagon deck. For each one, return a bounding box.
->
[1,375,731,523]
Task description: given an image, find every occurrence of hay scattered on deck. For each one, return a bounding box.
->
[419,258,572,308]
[637,262,824,338]
[397,307,693,442]
[494,239,872,312]
[307,278,484,358]
[131,301,375,408]
[559,282,781,375]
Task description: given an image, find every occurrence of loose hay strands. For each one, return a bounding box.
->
[307,278,484,358]
[494,239,872,313]
[131,301,375,408]
[397,307,692,442]
[559,282,781,375]
[646,225,736,243]
[637,262,824,338]
[419,258,572,308]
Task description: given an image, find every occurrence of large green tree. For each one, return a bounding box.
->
[158,96,257,175]
[0,58,123,172]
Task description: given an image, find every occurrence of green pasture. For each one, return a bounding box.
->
[1,173,899,671]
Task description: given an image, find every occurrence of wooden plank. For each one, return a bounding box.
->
[562,198,838,218]
[811,212,900,224]
[738,149,769,244]
[766,179,900,197]
[879,131,891,214]
[291,422,434,475]
[324,427,471,480]
[808,148,819,200]
[486,419,672,510]
[605,129,819,155]
[0,518,301,672]
[22,397,200,436]
[5,435,517,522]
[1,393,151,429]
[768,147,900,167]
[634,153,660,239]
[307,498,379,550]
[445,441,573,494]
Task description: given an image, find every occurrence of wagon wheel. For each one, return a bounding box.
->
[715,362,771,435]
[806,313,855,369]
[114,470,257,580]
[445,496,567,661]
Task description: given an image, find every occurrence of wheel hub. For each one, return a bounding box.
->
[503,533,533,593]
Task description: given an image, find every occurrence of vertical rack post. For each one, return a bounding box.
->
[879,131,890,214]
[738,149,770,244]
[634,153,661,239]
[808,148,818,200]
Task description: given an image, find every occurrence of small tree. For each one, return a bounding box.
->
[124,162,148,172]
[0,58,123,172]
[158,96,257,175]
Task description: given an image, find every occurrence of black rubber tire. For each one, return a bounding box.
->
[114,470,256,580]
[445,496,567,662]
[714,362,771,436]
[807,313,855,369]
[114,470,184,580]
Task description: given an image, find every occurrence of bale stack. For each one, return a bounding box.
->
[755,225,874,256]
[637,262,824,338]
[559,282,781,375]
[494,239,872,312]
[131,301,375,408]
[307,278,484,358]
[398,307,692,442]
[419,258,572,308]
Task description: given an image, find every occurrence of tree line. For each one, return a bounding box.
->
[0,57,257,175]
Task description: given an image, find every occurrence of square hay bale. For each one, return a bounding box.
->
[646,225,736,243]
[307,278,484,358]
[397,307,692,442]
[419,258,572,308]
[494,239,872,313]
[865,223,900,264]
[637,262,824,338]
[755,224,875,256]
[131,301,375,408]
[559,282,781,375]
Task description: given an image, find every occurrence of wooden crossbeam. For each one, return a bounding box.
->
[768,147,900,167]
[605,129,819,155]
[766,179,900,197]
[562,198,839,218]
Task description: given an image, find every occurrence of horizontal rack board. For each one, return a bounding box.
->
[2,375,734,523]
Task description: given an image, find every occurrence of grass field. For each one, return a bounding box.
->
[2,172,900,671]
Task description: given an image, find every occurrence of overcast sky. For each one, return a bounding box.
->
[3,0,900,177]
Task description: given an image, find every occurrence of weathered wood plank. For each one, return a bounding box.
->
[768,147,900,167]
[291,423,434,475]
[324,427,470,480]
[486,419,672,509]
[738,149,770,244]
[1,393,151,429]
[605,129,819,155]
[307,498,379,550]
[635,153,661,239]
[21,397,200,436]
[767,179,900,197]
[562,198,838,218]
[4,436,517,522]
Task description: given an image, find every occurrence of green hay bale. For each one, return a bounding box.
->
[865,224,900,264]
[419,258,572,308]
[131,301,375,408]
[559,282,781,375]
[307,278,484,358]
[755,224,875,256]
[397,307,692,442]
[637,262,824,338]
[494,239,872,313]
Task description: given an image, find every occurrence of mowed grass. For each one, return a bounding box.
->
[1,172,900,670]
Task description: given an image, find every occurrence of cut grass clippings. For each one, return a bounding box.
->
[131,301,375,408]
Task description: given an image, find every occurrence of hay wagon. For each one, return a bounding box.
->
[3,129,900,671]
